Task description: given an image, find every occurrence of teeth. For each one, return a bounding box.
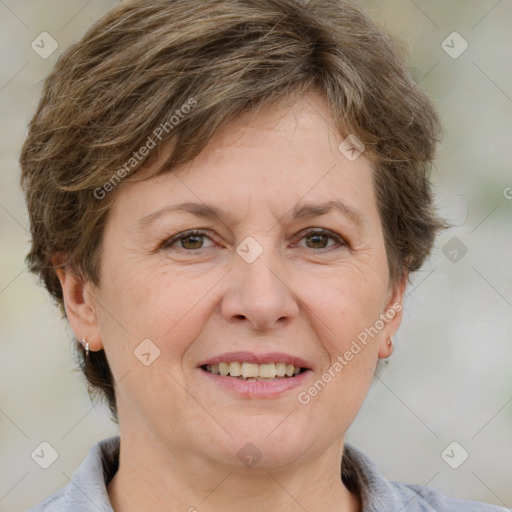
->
[275,363,286,377]
[204,361,304,379]
[259,363,277,378]
[241,362,259,378]
[229,362,242,376]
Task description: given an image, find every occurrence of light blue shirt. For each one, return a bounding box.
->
[28,436,509,511]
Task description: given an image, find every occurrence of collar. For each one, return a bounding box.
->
[29,435,506,512]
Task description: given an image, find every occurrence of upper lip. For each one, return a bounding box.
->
[197,351,312,369]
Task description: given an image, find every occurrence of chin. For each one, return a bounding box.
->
[208,415,312,471]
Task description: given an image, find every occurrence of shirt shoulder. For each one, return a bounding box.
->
[27,436,119,512]
[342,443,509,512]
[390,480,509,512]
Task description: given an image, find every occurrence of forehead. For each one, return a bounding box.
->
[111,93,378,228]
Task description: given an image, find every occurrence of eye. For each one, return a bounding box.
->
[161,230,216,250]
[295,228,345,250]
[160,228,346,252]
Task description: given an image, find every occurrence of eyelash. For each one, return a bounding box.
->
[161,228,346,252]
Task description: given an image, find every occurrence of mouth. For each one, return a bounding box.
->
[201,362,307,381]
[197,352,312,397]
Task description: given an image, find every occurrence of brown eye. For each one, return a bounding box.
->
[305,233,331,249]
[179,234,205,250]
[162,230,215,250]
[296,229,345,250]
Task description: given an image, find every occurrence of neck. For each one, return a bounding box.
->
[107,430,361,512]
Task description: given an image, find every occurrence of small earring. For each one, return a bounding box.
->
[386,337,393,348]
[81,339,90,357]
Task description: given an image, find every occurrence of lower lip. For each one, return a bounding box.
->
[199,368,312,398]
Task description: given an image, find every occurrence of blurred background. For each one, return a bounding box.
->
[0,0,511,510]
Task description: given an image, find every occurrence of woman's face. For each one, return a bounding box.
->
[70,93,405,470]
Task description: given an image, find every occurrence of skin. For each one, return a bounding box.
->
[57,93,407,512]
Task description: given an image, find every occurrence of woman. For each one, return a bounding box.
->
[19,0,507,510]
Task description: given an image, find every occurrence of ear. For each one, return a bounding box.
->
[53,256,104,352]
[377,271,408,359]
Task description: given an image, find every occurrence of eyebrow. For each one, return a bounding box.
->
[138,200,364,229]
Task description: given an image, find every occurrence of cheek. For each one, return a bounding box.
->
[316,263,388,333]
[97,264,217,364]
[303,261,387,398]
[298,273,383,424]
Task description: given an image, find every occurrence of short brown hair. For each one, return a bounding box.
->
[20,0,446,422]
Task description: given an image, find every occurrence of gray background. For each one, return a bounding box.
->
[0,1,511,510]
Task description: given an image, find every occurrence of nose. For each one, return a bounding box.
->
[220,247,299,332]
